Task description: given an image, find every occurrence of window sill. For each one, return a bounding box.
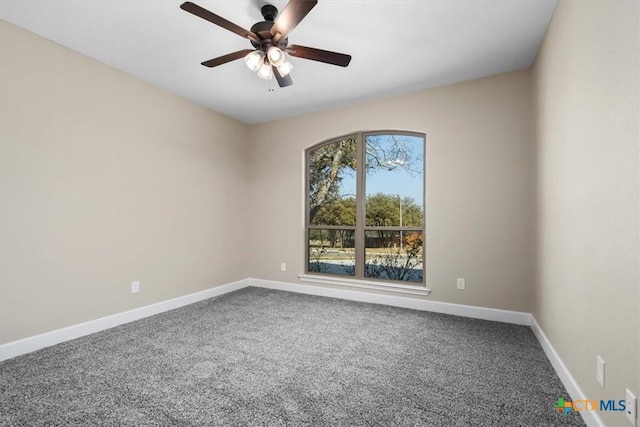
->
[298,274,431,296]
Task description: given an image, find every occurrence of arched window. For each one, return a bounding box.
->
[306,131,425,284]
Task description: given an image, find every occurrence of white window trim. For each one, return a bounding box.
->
[298,274,431,296]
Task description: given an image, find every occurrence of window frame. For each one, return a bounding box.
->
[304,130,426,287]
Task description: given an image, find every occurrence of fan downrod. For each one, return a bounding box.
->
[261,4,278,22]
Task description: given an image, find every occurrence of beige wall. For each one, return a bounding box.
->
[0,21,249,344]
[247,69,535,312]
[533,1,639,425]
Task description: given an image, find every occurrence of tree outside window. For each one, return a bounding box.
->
[306,131,425,284]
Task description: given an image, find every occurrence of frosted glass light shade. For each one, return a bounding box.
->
[277,60,293,77]
[244,51,264,72]
[257,62,273,80]
[267,46,285,66]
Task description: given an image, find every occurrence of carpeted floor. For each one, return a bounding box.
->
[0,287,585,426]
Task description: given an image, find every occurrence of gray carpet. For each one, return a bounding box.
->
[1,287,585,426]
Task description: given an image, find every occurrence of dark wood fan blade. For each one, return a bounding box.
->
[181,2,260,44]
[271,0,318,43]
[201,49,256,68]
[286,45,352,67]
[273,66,293,87]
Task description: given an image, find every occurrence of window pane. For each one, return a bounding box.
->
[308,229,355,276]
[365,134,424,227]
[308,138,357,226]
[365,230,423,283]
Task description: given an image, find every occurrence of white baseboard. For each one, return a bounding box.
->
[0,279,249,362]
[249,278,531,325]
[530,316,604,427]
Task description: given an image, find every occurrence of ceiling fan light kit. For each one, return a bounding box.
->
[180,0,352,88]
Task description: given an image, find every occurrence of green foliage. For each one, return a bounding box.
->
[312,193,423,249]
[365,193,423,227]
[312,197,356,226]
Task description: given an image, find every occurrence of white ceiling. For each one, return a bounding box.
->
[0,0,557,124]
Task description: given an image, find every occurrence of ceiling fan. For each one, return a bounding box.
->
[180,0,352,88]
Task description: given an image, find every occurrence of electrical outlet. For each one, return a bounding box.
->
[280,262,286,272]
[456,278,465,290]
[596,355,605,387]
[626,389,637,426]
[131,281,140,294]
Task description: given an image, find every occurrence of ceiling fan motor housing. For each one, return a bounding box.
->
[250,20,288,51]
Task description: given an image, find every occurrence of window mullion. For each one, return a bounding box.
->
[355,132,365,279]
